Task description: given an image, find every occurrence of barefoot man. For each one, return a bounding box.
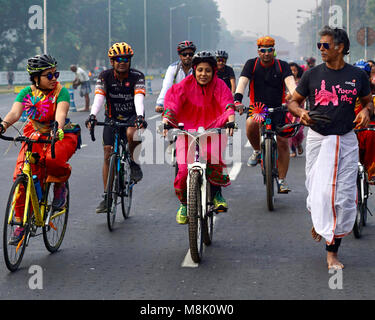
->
[288,26,374,270]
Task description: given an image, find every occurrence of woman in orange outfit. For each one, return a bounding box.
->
[0,54,80,245]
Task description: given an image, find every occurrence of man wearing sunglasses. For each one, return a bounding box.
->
[235,36,297,193]
[86,42,147,214]
[155,41,197,113]
[288,26,374,270]
[215,50,236,94]
[70,65,91,112]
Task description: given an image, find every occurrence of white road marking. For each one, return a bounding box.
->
[147,114,161,121]
[245,141,251,148]
[181,216,218,268]
[81,144,88,148]
[229,162,242,181]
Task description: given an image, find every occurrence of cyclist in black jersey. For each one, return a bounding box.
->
[215,50,236,93]
[86,42,147,213]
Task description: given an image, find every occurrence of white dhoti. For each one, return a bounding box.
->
[305,129,358,245]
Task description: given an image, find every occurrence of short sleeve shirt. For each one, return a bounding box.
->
[15,86,70,104]
[296,63,371,136]
[240,58,292,106]
[95,68,145,119]
[217,65,235,90]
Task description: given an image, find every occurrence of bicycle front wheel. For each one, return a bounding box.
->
[188,170,204,263]
[202,183,213,246]
[43,181,69,253]
[106,154,118,231]
[3,175,31,272]
[353,176,364,239]
[265,138,275,211]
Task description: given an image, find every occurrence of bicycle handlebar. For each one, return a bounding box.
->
[355,124,375,133]
[89,119,135,142]
[0,117,58,159]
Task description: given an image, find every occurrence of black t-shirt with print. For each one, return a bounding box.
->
[240,58,292,107]
[217,65,235,90]
[296,63,371,136]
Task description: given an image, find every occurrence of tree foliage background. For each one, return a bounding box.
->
[0,0,221,71]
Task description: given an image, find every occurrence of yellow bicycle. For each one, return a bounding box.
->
[1,122,69,272]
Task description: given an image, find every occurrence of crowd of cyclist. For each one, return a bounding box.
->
[1,25,375,271]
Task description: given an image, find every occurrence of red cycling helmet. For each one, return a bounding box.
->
[177,41,197,54]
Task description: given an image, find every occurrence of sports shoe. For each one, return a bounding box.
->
[130,161,143,183]
[52,183,68,211]
[247,150,261,167]
[278,179,290,194]
[176,204,188,225]
[8,227,25,246]
[213,191,228,212]
[96,193,107,213]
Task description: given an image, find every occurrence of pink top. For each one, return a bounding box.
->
[163,74,235,130]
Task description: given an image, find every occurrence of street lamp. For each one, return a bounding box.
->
[43,0,47,54]
[144,0,148,75]
[201,23,207,49]
[188,16,201,41]
[170,3,186,64]
[265,0,272,35]
[108,0,112,50]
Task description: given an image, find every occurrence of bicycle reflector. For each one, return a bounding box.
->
[249,102,269,123]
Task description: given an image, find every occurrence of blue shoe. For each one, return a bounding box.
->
[52,183,67,211]
[247,151,261,167]
[8,227,25,246]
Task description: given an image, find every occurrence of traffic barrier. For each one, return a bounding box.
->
[68,87,77,112]
[146,78,153,95]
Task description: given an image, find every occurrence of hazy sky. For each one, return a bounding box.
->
[215,0,320,44]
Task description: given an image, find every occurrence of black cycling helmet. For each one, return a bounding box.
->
[177,41,197,54]
[192,51,217,70]
[27,54,58,75]
[215,50,229,60]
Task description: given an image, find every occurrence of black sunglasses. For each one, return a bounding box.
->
[41,72,60,80]
[180,52,194,57]
[317,42,330,50]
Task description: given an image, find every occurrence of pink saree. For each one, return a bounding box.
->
[163,74,235,204]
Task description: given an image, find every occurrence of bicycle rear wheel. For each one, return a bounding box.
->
[3,175,31,272]
[265,138,275,211]
[106,154,118,231]
[202,183,213,246]
[43,181,69,253]
[121,157,133,219]
[188,170,204,263]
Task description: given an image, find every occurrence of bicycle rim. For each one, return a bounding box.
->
[202,183,213,246]
[3,176,30,272]
[121,160,133,219]
[265,138,275,211]
[43,181,69,253]
[188,171,203,263]
[106,154,118,231]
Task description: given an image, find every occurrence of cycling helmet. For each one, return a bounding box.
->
[215,50,229,60]
[192,51,217,69]
[177,41,196,54]
[354,59,371,76]
[27,54,57,75]
[108,42,134,58]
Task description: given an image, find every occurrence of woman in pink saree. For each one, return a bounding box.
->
[162,51,235,224]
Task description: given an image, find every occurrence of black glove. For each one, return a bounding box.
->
[85,114,97,128]
[225,122,236,129]
[135,115,148,129]
[0,123,5,134]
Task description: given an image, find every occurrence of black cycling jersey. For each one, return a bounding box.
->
[217,65,235,90]
[95,68,145,119]
[240,58,292,106]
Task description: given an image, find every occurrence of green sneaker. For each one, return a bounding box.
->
[176,204,188,224]
[213,192,228,212]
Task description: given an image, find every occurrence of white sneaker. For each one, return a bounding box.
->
[247,150,261,167]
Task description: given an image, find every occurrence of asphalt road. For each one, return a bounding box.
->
[0,80,375,301]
